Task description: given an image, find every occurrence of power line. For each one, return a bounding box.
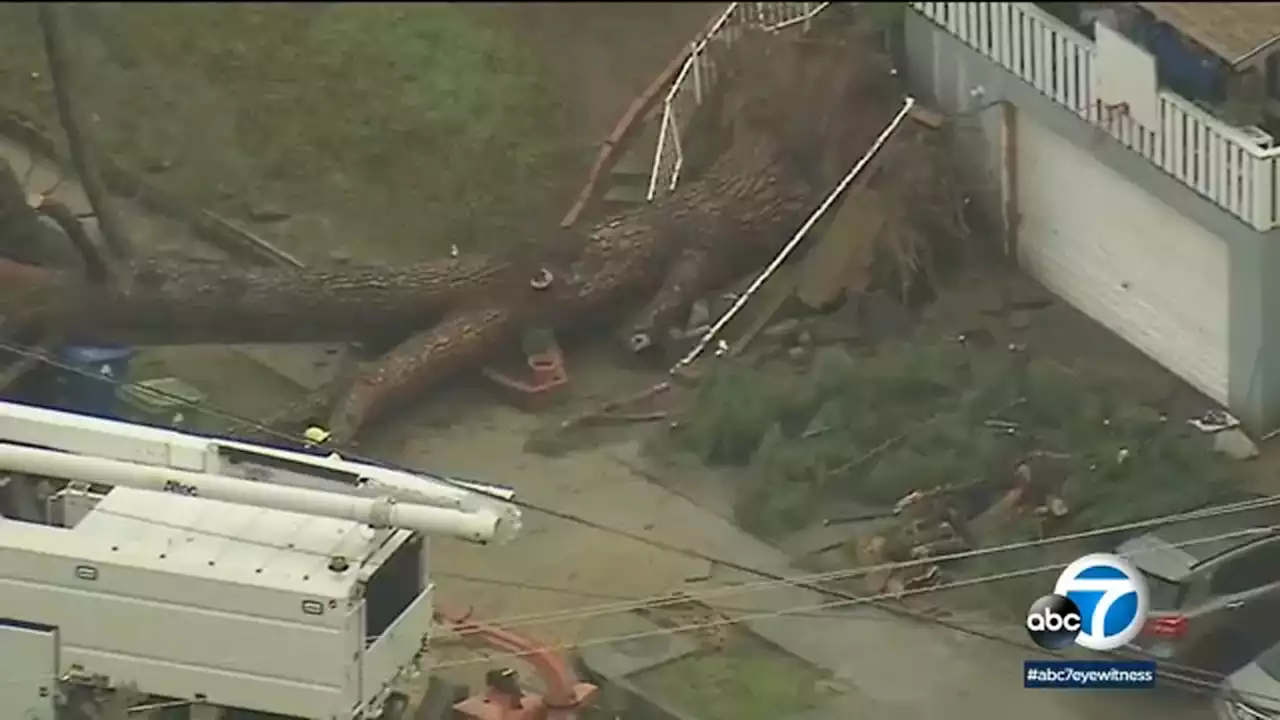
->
[427,530,1254,700]
[82,497,1261,691]
[456,494,1280,632]
[0,339,1272,696]
[48,462,1276,704]
[54,421,1280,636]
[433,524,1280,694]
[432,569,1011,626]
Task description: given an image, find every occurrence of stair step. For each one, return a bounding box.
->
[611,148,653,179]
[603,184,649,206]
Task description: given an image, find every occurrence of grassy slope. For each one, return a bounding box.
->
[0,4,580,262]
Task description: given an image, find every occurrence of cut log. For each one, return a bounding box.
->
[328,304,517,440]
[627,245,711,354]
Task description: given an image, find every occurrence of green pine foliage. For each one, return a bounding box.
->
[673,343,1247,540]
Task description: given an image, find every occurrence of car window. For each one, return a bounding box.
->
[1259,643,1280,680]
[1210,541,1280,596]
[1142,571,1185,610]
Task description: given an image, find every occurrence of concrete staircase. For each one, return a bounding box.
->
[589,2,833,219]
[600,115,661,213]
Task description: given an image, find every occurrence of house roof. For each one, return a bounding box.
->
[1137,2,1280,68]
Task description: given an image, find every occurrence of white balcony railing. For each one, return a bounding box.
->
[911,2,1280,231]
[648,2,833,201]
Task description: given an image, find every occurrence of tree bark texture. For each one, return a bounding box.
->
[0,255,510,343]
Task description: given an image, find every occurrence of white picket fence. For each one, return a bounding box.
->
[646,2,832,201]
[910,2,1280,231]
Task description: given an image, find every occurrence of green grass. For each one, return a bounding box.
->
[634,637,832,720]
[0,4,580,261]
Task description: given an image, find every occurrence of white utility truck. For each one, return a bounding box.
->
[0,400,521,720]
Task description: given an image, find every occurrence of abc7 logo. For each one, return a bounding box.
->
[1025,553,1148,651]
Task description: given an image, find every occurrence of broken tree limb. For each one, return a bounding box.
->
[627,244,710,354]
[559,382,671,431]
[328,303,518,440]
[229,351,364,443]
[34,198,114,285]
[593,411,669,424]
[0,160,88,273]
[38,3,132,262]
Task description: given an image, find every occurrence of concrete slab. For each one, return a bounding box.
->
[578,613,701,678]
[232,343,350,392]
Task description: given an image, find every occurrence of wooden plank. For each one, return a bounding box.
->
[908,104,947,129]
[724,261,802,357]
[795,185,886,310]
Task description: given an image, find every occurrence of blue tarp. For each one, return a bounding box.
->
[48,345,135,418]
[1141,21,1226,105]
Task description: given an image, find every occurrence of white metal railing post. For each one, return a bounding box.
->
[692,42,705,104]
[643,2,836,203]
[1251,155,1274,231]
[908,1,1280,229]
[669,105,686,190]
[647,109,672,201]
[1272,159,1280,229]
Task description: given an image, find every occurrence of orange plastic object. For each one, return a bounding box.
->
[482,347,569,412]
[436,605,598,720]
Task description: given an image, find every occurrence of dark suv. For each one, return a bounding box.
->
[1117,505,1280,674]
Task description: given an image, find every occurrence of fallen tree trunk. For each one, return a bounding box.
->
[0,254,511,343]
[0,25,952,442]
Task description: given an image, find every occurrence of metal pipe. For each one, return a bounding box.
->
[0,400,516,511]
[0,442,514,544]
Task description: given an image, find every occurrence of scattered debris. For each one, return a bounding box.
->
[530,267,555,290]
[1189,409,1241,433]
[634,591,734,651]
[246,203,290,223]
[762,318,803,340]
[592,410,669,425]
[557,382,671,432]
[197,208,303,268]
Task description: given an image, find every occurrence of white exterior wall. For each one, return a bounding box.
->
[902,9,1240,410]
[1017,115,1230,402]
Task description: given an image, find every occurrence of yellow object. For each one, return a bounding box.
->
[304,425,332,445]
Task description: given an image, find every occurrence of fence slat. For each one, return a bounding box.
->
[909,1,1278,230]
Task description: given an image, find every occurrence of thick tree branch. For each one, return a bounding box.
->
[38,3,133,262]
[0,25,954,444]
[0,254,512,344]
